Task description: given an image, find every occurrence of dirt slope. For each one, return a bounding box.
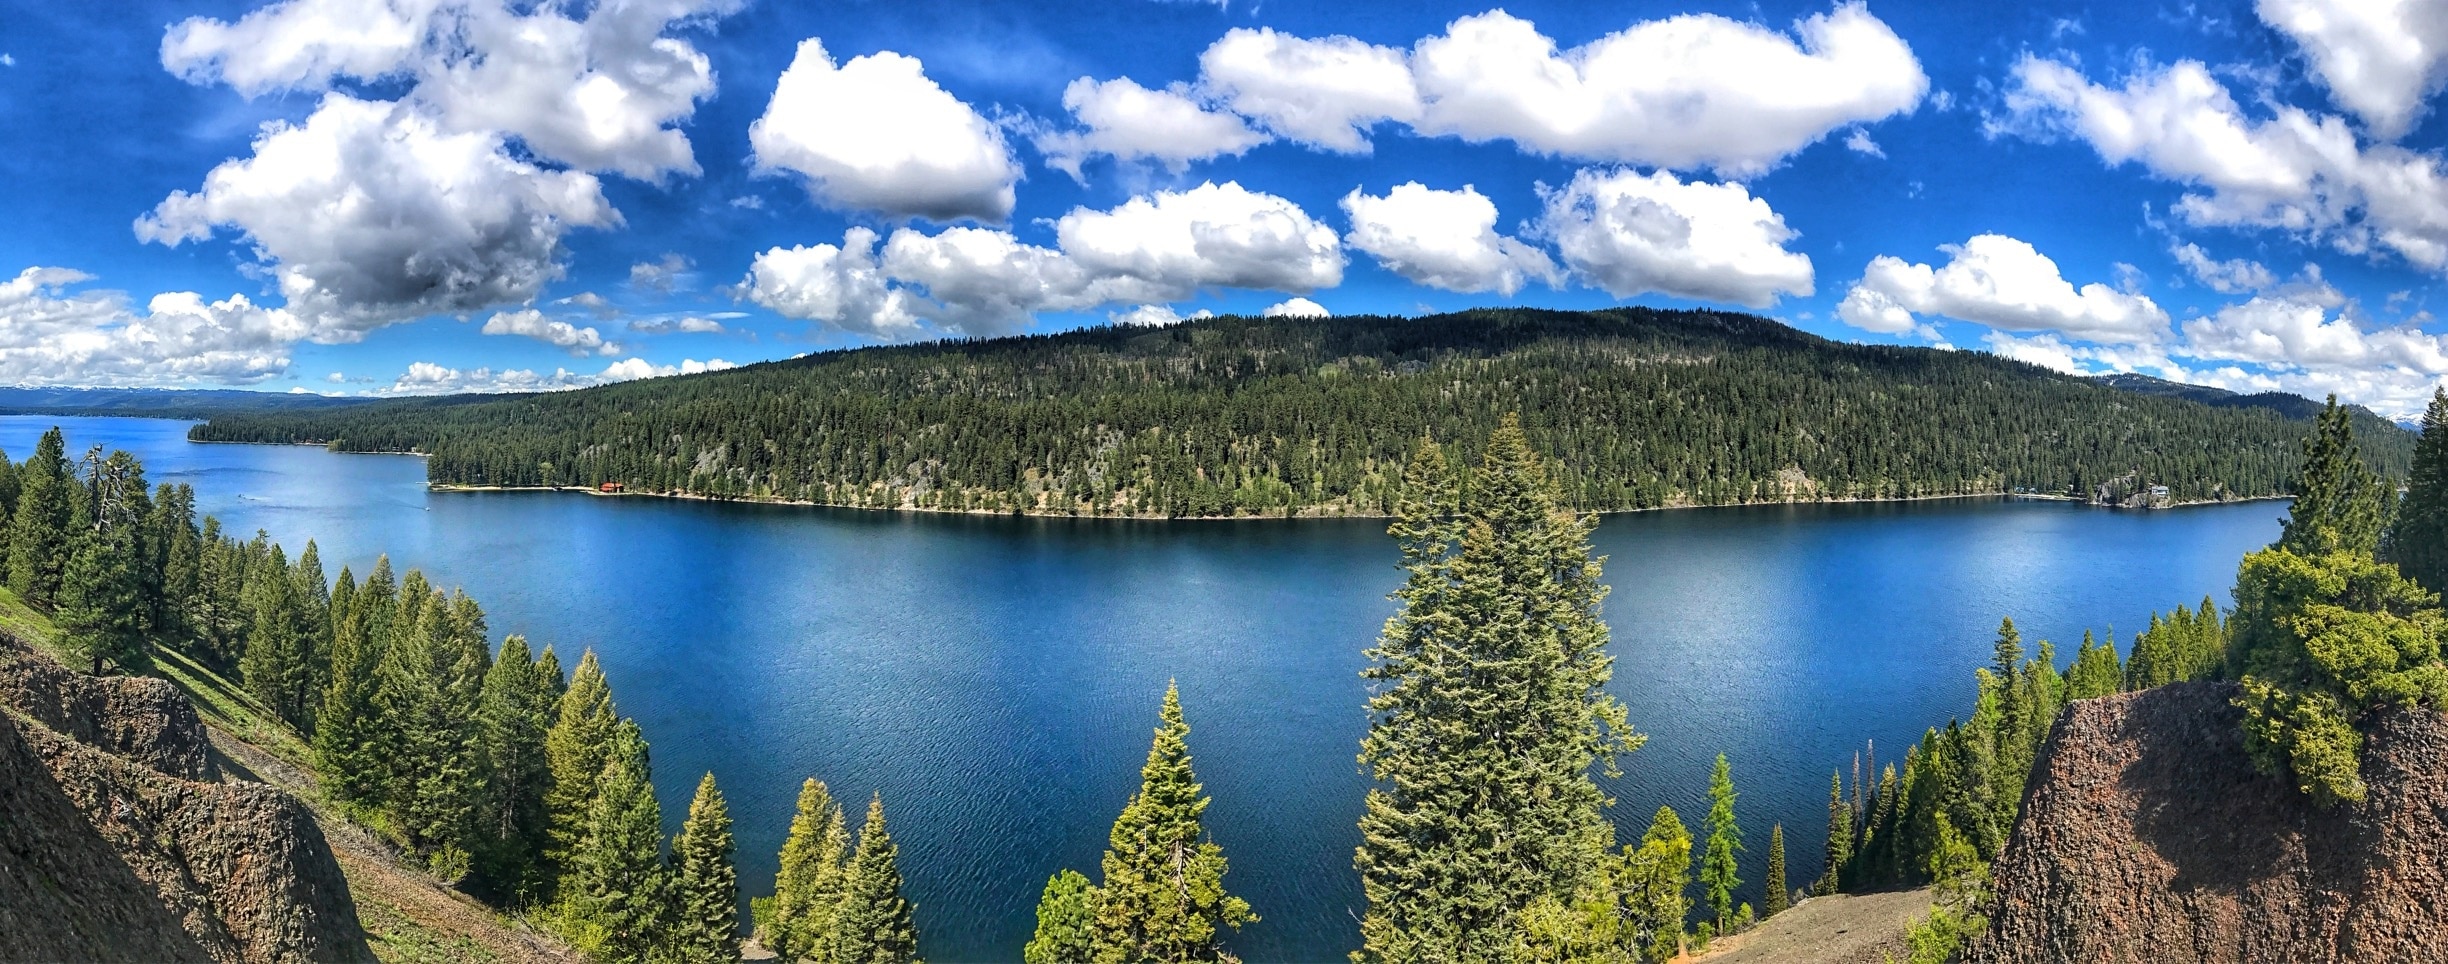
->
[1969,681,2448,964]
[1691,888,1930,964]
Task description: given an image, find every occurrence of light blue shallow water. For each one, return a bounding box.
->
[7,416,2284,962]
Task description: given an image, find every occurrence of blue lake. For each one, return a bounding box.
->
[7,416,2284,962]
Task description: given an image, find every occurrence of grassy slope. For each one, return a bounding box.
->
[0,587,572,963]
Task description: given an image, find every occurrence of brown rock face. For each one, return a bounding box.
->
[0,634,212,780]
[1969,681,2448,964]
[0,634,372,964]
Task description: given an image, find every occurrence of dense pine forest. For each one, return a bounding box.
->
[188,309,2415,517]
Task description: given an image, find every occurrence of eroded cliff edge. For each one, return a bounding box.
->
[1969,681,2448,964]
[0,635,373,964]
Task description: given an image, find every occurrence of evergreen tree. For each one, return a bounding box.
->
[1619,807,1691,964]
[1819,771,1850,896]
[1089,683,1252,963]
[292,541,333,716]
[1698,754,1743,932]
[2279,395,2391,557]
[240,544,314,729]
[1763,825,1788,918]
[56,531,146,675]
[820,795,922,964]
[8,427,71,607]
[1355,423,1643,962]
[1025,870,1097,964]
[474,635,554,898]
[375,588,488,867]
[317,581,387,805]
[2065,631,2123,700]
[670,772,742,964]
[2384,388,2448,595]
[545,649,619,887]
[767,778,851,961]
[562,721,668,963]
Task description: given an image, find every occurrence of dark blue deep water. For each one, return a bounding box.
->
[7,417,2285,962]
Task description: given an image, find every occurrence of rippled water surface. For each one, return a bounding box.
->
[9,416,2285,962]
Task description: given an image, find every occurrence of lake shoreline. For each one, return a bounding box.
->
[424,482,2289,520]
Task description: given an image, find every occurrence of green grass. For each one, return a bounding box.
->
[358,898,502,964]
[0,584,315,768]
[0,586,72,664]
[148,642,314,767]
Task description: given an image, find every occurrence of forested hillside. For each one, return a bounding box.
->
[190,309,2417,517]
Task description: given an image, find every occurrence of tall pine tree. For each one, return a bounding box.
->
[765,777,851,961]
[2384,388,2448,595]
[562,721,668,962]
[1089,683,1251,963]
[1699,754,1743,933]
[1763,825,1788,918]
[1355,422,1643,962]
[474,635,555,898]
[820,795,922,964]
[2278,396,2391,557]
[670,772,741,964]
[544,649,620,888]
[8,427,71,607]
[56,531,145,675]
[1026,870,1097,964]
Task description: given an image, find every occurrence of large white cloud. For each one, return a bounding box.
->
[161,0,733,179]
[1340,183,1557,295]
[1197,27,1421,153]
[1537,169,1813,308]
[746,182,1343,337]
[741,227,926,339]
[1998,55,2448,273]
[138,95,619,339]
[1034,77,1268,176]
[0,267,309,386]
[2256,0,2448,139]
[1054,181,1346,297]
[1407,4,1926,174]
[1835,235,2170,344]
[480,308,620,356]
[749,38,1020,222]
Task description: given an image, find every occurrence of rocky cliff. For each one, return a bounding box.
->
[1969,681,2448,964]
[0,635,372,963]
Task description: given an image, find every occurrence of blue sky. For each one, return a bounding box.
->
[2,0,2446,418]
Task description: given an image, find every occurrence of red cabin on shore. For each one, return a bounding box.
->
[599,482,625,493]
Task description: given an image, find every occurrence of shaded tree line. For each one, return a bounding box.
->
[187,309,2415,518]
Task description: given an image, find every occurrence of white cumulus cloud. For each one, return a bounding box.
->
[1998,55,2448,273]
[1263,297,1330,318]
[137,95,619,339]
[1033,76,1268,176]
[746,182,1343,338]
[161,0,735,179]
[2170,242,2277,294]
[1197,27,1421,153]
[2256,0,2448,139]
[749,38,1020,222]
[479,308,620,355]
[0,267,309,386]
[1538,169,1814,308]
[1835,234,2170,344]
[1341,183,1557,295]
[1407,3,1926,174]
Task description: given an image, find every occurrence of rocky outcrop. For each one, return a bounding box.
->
[1969,681,2448,964]
[0,633,211,779]
[0,637,371,963]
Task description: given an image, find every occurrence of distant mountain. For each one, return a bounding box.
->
[0,387,372,419]
[190,308,2420,517]
[2090,373,2412,435]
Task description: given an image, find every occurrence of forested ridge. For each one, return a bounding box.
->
[188,308,2416,517]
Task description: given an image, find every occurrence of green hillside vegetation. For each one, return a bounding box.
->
[188,309,2416,517]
